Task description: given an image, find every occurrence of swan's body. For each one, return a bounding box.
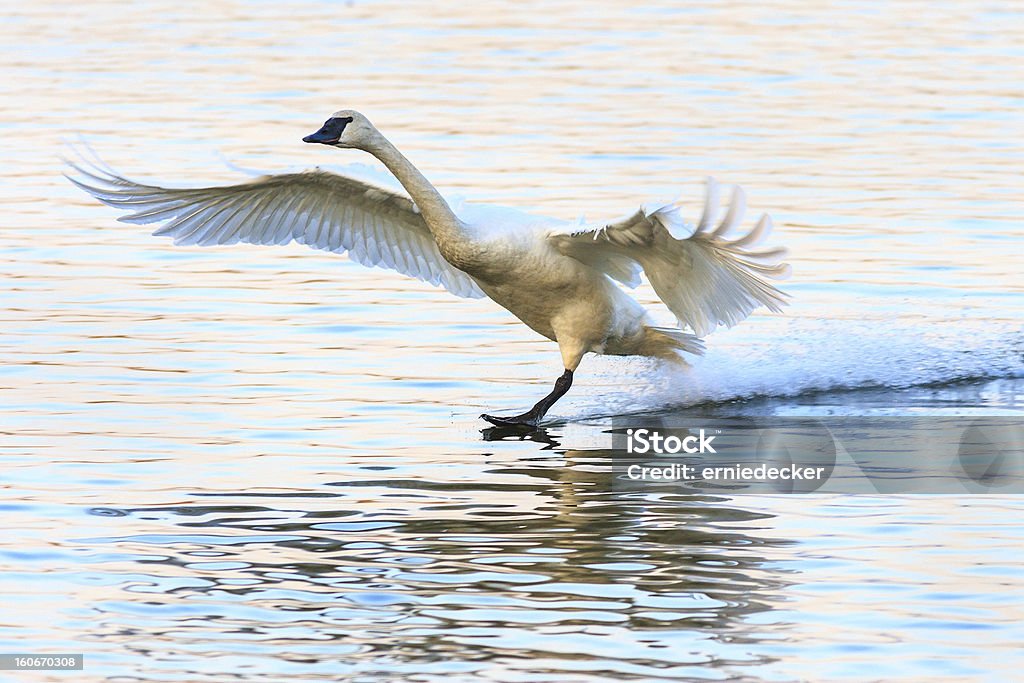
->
[67,110,790,426]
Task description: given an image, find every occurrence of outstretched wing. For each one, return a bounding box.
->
[549,177,790,337]
[65,152,485,299]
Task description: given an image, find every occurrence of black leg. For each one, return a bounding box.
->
[481,369,574,427]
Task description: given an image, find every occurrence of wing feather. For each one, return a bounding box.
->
[66,154,485,299]
[549,177,789,337]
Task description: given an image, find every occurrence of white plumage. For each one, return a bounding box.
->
[549,179,790,338]
[67,157,485,300]
[67,110,790,426]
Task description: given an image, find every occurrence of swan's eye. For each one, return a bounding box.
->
[324,116,354,135]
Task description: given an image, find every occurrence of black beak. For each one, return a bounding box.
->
[303,116,353,145]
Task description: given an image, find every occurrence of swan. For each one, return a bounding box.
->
[66,110,790,427]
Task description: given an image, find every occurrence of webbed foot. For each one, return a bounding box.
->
[480,412,540,428]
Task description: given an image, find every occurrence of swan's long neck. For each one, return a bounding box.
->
[365,132,468,248]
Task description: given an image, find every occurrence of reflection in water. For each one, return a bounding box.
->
[79,446,792,678]
[481,424,561,446]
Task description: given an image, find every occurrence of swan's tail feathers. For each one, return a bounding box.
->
[639,326,706,363]
[641,178,791,337]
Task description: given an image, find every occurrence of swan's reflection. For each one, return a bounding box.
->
[83,435,794,673]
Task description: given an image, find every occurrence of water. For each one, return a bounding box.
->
[2,1,1023,680]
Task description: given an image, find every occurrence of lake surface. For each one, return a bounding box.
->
[2,1,1023,680]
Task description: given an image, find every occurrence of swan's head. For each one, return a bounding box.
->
[303,110,376,150]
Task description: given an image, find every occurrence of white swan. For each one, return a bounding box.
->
[66,110,790,427]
